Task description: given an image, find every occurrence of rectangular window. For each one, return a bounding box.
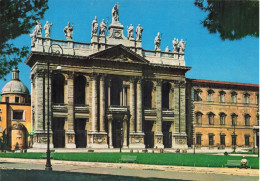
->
[245,116,250,126]
[209,135,214,145]
[15,97,19,103]
[220,115,225,125]
[220,135,225,145]
[208,93,213,101]
[231,95,236,103]
[0,116,2,121]
[196,114,201,124]
[220,94,225,102]
[244,96,249,104]
[196,134,201,145]
[232,116,236,126]
[232,135,237,146]
[245,135,250,146]
[6,97,9,103]
[13,110,24,120]
[0,109,2,113]
[209,115,214,125]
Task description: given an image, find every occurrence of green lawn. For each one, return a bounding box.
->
[0,152,259,169]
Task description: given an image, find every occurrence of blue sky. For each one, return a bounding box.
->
[0,0,259,92]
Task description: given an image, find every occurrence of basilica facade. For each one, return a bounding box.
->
[26,5,190,149]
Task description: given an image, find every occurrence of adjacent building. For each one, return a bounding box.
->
[186,79,259,150]
[0,69,31,150]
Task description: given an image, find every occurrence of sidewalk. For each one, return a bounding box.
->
[0,158,258,177]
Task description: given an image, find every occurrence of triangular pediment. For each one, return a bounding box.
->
[88,44,149,63]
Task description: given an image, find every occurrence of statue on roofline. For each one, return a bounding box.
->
[64,21,73,40]
[179,39,186,53]
[172,38,179,52]
[136,24,143,41]
[44,21,53,38]
[91,16,98,37]
[127,24,134,39]
[99,19,108,36]
[112,4,119,23]
[154,32,161,51]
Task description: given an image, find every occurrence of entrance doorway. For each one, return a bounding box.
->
[163,122,172,148]
[74,118,87,148]
[52,117,65,148]
[112,119,123,148]
[144,121,154,148]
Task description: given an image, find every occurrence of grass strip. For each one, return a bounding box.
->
[0,152,258,169]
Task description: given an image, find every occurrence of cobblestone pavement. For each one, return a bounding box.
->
[0,158,259,181]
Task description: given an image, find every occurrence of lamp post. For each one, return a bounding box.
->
[120,127,123,153]
[233,122,236,153]
[45,44,63,171]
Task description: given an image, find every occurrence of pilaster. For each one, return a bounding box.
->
[129,77,135,133]
[154,79,164,149]
[66,72,76,148]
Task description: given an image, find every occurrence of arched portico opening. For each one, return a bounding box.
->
[52,117,65,148]
[52,73,65,104]
[110,78,123,106]
[162,82,171,109]
[143,81,153,109]
[74,75,86,105]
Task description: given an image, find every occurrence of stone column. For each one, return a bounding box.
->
[129,78,135,133]
[123,115,128,148]
[173,81,187,149]
[66,72,76,148]
[107,114,113,148]
[129,78,145,149]
[136,78,143,133]
[99,75,106,133]
[154,79,164,148]
[107,79,111,106]
[91,75,98,132]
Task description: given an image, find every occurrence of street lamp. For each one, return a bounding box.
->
[45,44,63,171]
[120,127,123,153]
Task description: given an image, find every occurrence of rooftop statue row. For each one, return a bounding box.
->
[92,16,143,41]
[154,32,186,53]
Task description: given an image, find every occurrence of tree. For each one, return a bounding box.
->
[195,0,259,40]
[0,0,48,80]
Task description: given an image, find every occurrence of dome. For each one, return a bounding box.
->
[1,80,29,95]
[1,69,30,95]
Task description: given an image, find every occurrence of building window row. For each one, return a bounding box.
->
[196,133,250,146]
[195,112,251,126]
[194,89,257,104]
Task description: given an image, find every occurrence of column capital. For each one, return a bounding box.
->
[67,72,75,79]
[123,114,128,121]
[99,73,107,81]
[154,79,162,86]
[107,114,113,121]
[89,73,98,81]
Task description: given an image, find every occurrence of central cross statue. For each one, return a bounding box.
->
[112,3,120,23]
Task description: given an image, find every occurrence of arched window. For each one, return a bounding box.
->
[207,112,215,125]
[219,91,226,103]
[231,113,238,126]
[52,73,65,104]
[195,111,203,124]
[74,75,86,105]
[207,89,214,102]
[244,93,250,104]
[162,82,171,109]
[219,112,226,125]
[143,81,153,109]
[244,114,250,126]
[231,91,237,103]
[194,89,202,101]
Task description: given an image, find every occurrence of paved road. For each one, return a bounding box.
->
[0,159,258,181]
